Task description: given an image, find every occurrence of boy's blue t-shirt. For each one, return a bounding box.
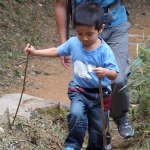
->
[74,0,127,28]
[57,37,119,88]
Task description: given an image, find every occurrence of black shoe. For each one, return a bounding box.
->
[114,115,134,138]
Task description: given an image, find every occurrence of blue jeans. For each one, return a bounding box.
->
[65,81,111,150]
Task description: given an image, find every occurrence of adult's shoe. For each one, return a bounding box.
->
[114,114,134,138]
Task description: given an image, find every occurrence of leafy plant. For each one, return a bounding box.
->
[128,44,150,117]
[123,41,150,149]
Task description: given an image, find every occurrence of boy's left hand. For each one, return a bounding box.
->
[93,67,108,78]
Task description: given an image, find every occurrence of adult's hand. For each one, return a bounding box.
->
[60,56,72,68]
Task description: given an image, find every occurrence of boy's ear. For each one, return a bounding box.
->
[99,24,105,33]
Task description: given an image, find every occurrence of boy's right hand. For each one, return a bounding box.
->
[24,44,36,56]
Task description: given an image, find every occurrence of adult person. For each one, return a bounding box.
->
[54,0,134,139]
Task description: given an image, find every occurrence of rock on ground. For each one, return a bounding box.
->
[0,93,69,119]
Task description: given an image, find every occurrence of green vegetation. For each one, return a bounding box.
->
[0,107,68,149]
[126,39,150,149]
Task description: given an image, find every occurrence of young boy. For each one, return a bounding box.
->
[24,2,119,150]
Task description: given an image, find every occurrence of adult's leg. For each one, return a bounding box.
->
[100,21,134,138]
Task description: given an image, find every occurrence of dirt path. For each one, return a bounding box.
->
[12,27,150,105]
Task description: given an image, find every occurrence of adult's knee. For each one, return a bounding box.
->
[111,69,127,87]
[111,73,125,88]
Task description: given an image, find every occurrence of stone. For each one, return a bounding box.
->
[0,93,66,119]
[0,108,11,132]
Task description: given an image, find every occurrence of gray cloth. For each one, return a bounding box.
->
[100,21,131,118]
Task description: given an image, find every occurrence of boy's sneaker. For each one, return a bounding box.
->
[64,148,74,150]
[64,144,112,150]
[114,114,134,138]
[106,143,112,150]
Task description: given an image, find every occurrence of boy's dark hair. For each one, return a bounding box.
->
[73,2,104,31]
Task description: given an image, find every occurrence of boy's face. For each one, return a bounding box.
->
[76,25,100,47]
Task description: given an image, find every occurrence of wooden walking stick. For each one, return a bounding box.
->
[12,4,42,125]
[99,78,107,149]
